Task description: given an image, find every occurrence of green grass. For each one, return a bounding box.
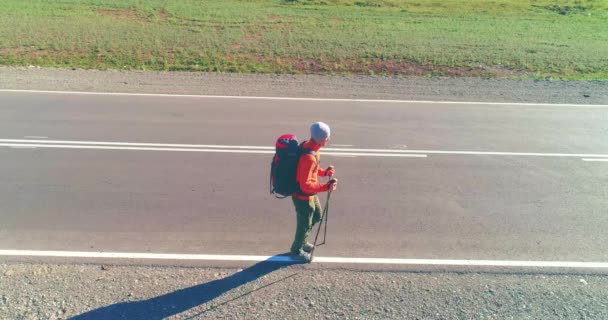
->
[0,0,607,79]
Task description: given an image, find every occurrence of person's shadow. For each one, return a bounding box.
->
[70,254,304,320]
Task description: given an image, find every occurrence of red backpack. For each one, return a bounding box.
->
[270,134,315,198]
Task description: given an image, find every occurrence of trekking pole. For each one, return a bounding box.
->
[320,189,331,245]
[309,199,325,262]
[310,183,333,262]
[321,176,336,245]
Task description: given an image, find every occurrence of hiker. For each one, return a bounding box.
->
[290,121,338,261]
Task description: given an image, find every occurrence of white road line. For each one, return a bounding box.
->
[399,150,608,158]
[0,89,606,108]
[582,158,608,162]
[2,139,608,159]
[1,250,607,269]
[325,152,426,158]
[0,143,427,158]
[0,139,274,150]
[0,143,275,153]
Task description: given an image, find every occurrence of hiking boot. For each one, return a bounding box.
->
[302,242,315,253]
[292,249,312,262]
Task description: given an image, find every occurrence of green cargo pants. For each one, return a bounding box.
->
[290,196,324,255]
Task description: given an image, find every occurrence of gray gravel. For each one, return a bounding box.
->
[0,66,606,104]
[1,263,607,320]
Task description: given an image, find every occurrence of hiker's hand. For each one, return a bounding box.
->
[326,166,335,177]
[328,178,338,191]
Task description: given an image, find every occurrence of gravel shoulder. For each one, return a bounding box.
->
[1,68,607,319]
[1,67,607,104]
[1,263,607,320]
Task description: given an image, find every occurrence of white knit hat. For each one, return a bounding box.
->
[310,122,331,142]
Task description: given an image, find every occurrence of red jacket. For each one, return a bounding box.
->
[293,140,330,200]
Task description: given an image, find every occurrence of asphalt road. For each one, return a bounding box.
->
[0,91,607,268]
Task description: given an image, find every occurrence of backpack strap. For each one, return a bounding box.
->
[300,141,317,157]
[295,141,319,198]
[302,149,316,156]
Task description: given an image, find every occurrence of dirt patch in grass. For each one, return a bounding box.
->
[218,53,529,77]
[95,8,169,23]
[231,29,264,50]
[95,8,148,22]
[0,47,22,56]
[96,8,135,20]
[276,57,527,77]
[533,4,589,15]
[156,9,170,22]
[16,48,90,61]
[0,48,536,78]
[1,47,65,59]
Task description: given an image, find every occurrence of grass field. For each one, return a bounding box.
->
[0,0,607,79]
